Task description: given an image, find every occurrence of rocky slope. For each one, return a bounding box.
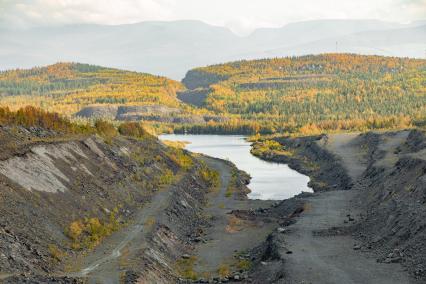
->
[0,125,213,282]
[352,130,426,279]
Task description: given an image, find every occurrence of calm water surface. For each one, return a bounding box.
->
[159,134,312,200]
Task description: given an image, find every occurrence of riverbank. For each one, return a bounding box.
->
[160,134,312,200]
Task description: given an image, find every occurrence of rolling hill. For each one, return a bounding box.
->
[0,62,228,126]
[180,54,426,134]
[0,62,184,117]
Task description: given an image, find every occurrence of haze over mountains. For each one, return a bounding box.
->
[0,19,425,79]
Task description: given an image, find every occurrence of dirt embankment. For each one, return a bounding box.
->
[351,130,426,280]
[248,130,425,283]
[0,125,213,282]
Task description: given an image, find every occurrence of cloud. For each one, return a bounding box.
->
[0,0,174,27]
[0,0,425,33]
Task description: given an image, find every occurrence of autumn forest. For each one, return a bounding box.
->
[0,54,425,136]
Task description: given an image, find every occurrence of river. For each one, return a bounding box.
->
[159,134,312,200]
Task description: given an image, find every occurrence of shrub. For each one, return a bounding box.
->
[65,210,120,250]
[167,148,193,170]
[200,166,220,189]
[67,220,84,241]
[237,259,252,270]
[217,264,230,277]
[159,169,174,185]
[118,122,147,138]
[94,119,117,140]
[176,256,198,280]
[48,244,65,262]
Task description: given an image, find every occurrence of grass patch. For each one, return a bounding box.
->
[225,215,253,233]
[159,169,175,185]
[217,264,231,278]
[200,165,220,191]
[162,140,189,149]
[176,256,198,280]
[303,203,312,212]
[144,216,156,227]
[48,244,65,262]
[167,148,193,170]
[225,168,238,198]
[251,140,294,158]
[236,259,252,270]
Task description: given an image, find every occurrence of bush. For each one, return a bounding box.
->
[94,119,117,140]
[176,256,198,280]
[48,244,65,262]
[217,264,230,277]
[67,220,84,241]
[200,166,220,189]
[65,210,120,250]
[159,169,174,185]
[118,122,147,138]
[237,259,252,270]
[167,148,193,170]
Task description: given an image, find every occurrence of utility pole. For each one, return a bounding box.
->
[336,41,338,53]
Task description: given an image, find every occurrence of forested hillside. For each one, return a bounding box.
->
[180,54,426,134]
[1,55,425,135]
[0,63,184,116]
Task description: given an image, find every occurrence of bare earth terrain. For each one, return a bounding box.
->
[1,127,424,283]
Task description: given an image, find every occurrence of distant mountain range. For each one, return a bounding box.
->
[0,19,425,79]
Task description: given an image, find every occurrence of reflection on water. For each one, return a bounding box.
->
[159,134,312,200]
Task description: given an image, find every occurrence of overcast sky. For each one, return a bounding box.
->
[0,0,425,34]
